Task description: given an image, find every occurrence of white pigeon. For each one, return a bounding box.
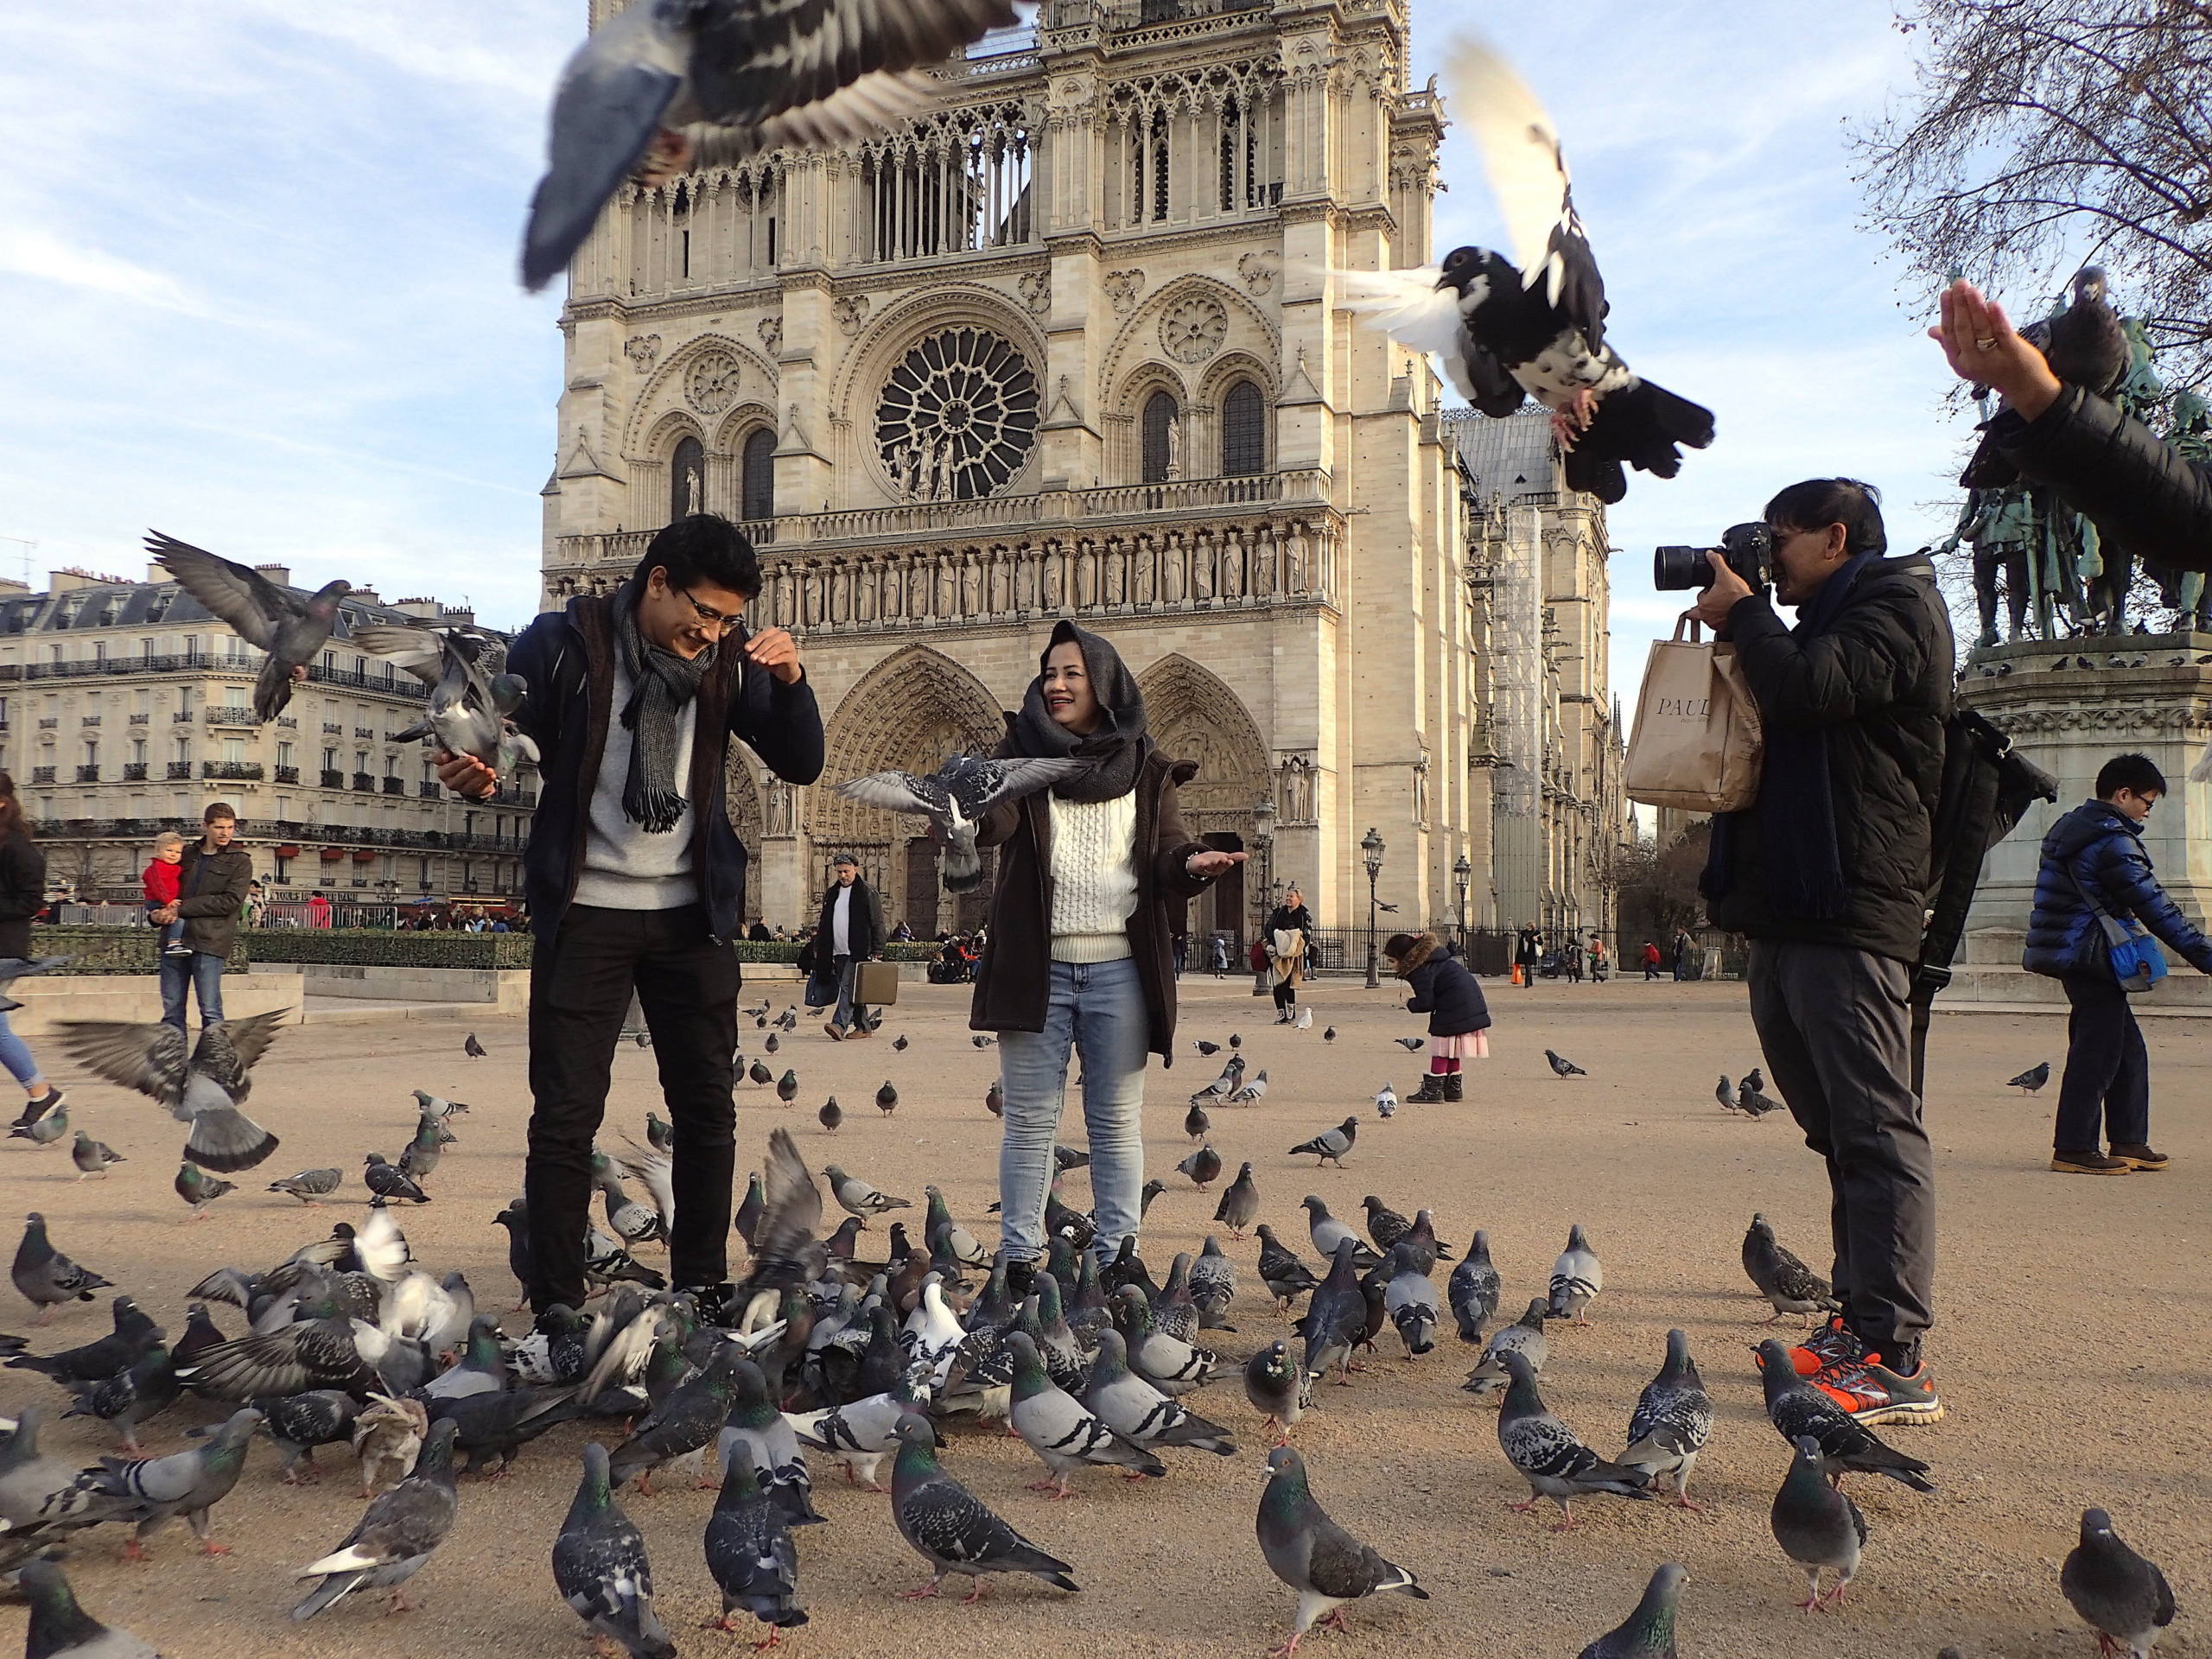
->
[1375,1084,1397,1120]
[1227,1069,1270,1104]
[1293,1007,1313,1030]
[834,754,1088,891]
[899,1277,966,1388]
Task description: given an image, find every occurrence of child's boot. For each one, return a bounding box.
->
[1408,1073,1449,1104]
[1443,1072,1463,1102]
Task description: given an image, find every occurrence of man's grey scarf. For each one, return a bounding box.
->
[613,583,715,834]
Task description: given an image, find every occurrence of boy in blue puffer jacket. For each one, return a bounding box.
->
[2023,753,2212,1174]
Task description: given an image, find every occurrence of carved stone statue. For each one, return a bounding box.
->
[1164,412,1182,480]
[1943,486,2034,647]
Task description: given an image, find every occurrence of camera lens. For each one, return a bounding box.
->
[1652,546,1712,592]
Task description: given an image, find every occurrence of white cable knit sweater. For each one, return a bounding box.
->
[1046,791,1138,962]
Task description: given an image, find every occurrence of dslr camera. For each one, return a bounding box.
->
[1653,522,1774,593]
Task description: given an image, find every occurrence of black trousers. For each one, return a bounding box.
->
[1746,939,1936,1358]
[526,904,739,1311]
[2055,975,2150,1150]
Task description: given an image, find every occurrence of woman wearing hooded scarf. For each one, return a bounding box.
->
[971,620,1243,1289]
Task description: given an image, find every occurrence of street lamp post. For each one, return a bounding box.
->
[1250,796,1276,996]
[1452,853,1471,957]
[1362,827,1385,989]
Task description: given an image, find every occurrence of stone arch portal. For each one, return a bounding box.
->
[1139,652,1268,942]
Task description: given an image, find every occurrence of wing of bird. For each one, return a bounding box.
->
[943,755,1090,817]
[143,532,303,647]
[1335,267,1491,402]
[835,771,950,819]
[745,1128,823,1289]
[58,1020,191,1111]
[349,624,449,689]
[192,1011,288,1102]
[1442,36,1607,346]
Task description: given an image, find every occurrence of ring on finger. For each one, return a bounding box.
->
[1974,337,1998,351]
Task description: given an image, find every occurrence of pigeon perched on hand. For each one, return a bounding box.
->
[2062,1507,2176,1659]
[1962,267,2128,489]
[1335,41,1713,504]
[520,0,1020,291]
[1256,1446,1428,1658]
[145,532,349,721]
[1545,1049,1587,1078]
[836,754,1088,891]
[354,624,539,779]
[2007,1061,2051,1094]
[59,1011,286,1173]
[1742,1213,1842,1324]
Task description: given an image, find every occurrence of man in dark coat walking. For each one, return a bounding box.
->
[1693,477,1953,1429]
[810,853,883,1039]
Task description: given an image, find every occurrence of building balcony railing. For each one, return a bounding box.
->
[36,717,57,729]
[276,716,296,729]
[203,761,263,781]
[171,710,195,722]
[29,766,54,784]
[321,769,344,788]
[206,707,258,727]
[274,765,300,784]
[382,777,404,796]
[166,760,193,779]
[418,781,440,799]
[321,722,343,734]
[29,815,531,855]
[353,728,374,740]
[127,712,149,724]
[73,766,99,782]
[351,772,376,792]
[121,763,148,781]
[79,715,100,727]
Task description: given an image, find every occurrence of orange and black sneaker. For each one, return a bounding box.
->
[1815,1357,1944,1427]
[1787,1315,1870,1377]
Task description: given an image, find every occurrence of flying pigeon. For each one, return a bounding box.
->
[2007,1061,2051,1094]
[1547,1224,1603,1323]
[1742,1213,1842,1324]
[1770,1434,1868,1611]
[1256,1446,1428,1657]
[269,1166,344,1204]
[1618,1329,1713,1509]
[293,1416,461,1618]
[1545,1049,1586,1077]
[12,1213,111,1325]
[464,1032,488,1058]
[1290,1116,1360,1168]
[553,1442,676,1658]
[144,532,350,721]
[1963,267,2129,488]
[888,1414,1078,1601]
[1374,1084,1396,1119]
[520,0,1020,291]
[2062,1507,2177,1659]
[1577,1563,1688,1659]
[1334,41,1712,504]
[1495,1348,1652,1526]
[1752,1341,1935,1491]
[1213,1163,1260,1238]
[58,1011,287,1173]
[68,1131,124,1179]
[837,755,1088,890]
[353,622,538,778]
[1448,1230,1502,1344]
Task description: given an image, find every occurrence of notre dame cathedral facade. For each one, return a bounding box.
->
[539,0,1628,941]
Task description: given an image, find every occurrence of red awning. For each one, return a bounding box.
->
[274,844,301,858]
[353,849,378,862]
[319,847,345,861]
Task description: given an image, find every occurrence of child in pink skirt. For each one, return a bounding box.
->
[1387,932,1491,1103]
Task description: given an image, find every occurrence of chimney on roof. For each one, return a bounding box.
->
[393,597,440,619]
[147,563,174,585]
[442,605,475,626]
[254,563,291,587]
[0,579,28,597]
[350,588,380,606]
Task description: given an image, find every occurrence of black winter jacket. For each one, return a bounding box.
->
[810,878,883,961]
[2022,800,2212,981]
[506,592,825,940]
[1991,385,2212,572]
[1397,932,1491,1036]
[0,832,44,959]
[174,841,255,957]
[1707,551,1955,963]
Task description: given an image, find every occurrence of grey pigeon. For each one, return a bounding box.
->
[69,1132,124,1179]
[363,1153,430,1205]
[1295,1240,1370,1386]
[824,1164,910,1217]
[1111,1286,1216,1395]
[12,1213,111,1325]
[1496,1348,1652,1526]
[1213,1164,1260,1238]
[817,1095,842,1134]
[397,1114,444,1187]
[1007,1332,1164,1496]
[553,1442,675,1659]
[1714,1074,1735,1111]
[175,1315,380,1400]
[703,1448,807,1638]
[609,1342,742,1493]
[10,1103,67,1147]
[17,1559,161,1659]
[1243,1339,1309,1445]
[1734,1075,1784,1116]
[353,623,538,777]
[1753,1340,1934,1491]
[1177,1143,1222,1190]
[1546,1049,1586,1077]
[836,754,1087,890]
[4,1296,159,1384]
[1770,1434,1867,1610]
[1189,1054,1246,1106]
[65,1341,181,1453]
[1382,1243,1440,1357]
[1618,1329,1713,1509]
[1299,1197,1376,1268]
[425,1384,582,1481]
[465,1031,488,1058]
[1743,1213,1842,1323]
[268,1166,344,1204]
[1228,1068,1270,1103]
[174,1160,235,1221]
[60,1404,261,1558]
[889,1414,1078,1600]
[521,0,1019,290]
[2007,1061,2051,1094]
[1579,1562,1687,1659]
[1448,1229,1502,1344]
[715,1357,822,1526]
[260,1389,363,1484]
[1256,1445,1427,1657]
[1083,1328,1235,1457]
[58,1012,286,1172]
[410,1088,470,1119]
[0,1406,86,1535]
[1189,1235,1236,1329]
[1393,1037,1425,1052]
[292,1416,460,1618]
[2063,1507,2177,1659]
[145,531,349,721]
[1548,1223,1603,1324]
[1289,1116,1359,1167]
[1255,1225,1320,1312]
[1362,1196,1412,1254]
[785,1376,922,1493]
[1461,1298,1550,1399]
[1185,1100,1211,1143]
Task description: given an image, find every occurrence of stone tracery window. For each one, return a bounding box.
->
[874,328,1040,501]
[1142,391,1180,483]
[741,428,776,521]
[860,105,1034,263]
[1221,379,1265,476]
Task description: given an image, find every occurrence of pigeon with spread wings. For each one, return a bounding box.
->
[350,623,540,777]
[57,1012,287,1173]
[835,755,1087,892]
[522,0,1019,291]
[143,532,350,722]
[1334,38,1713,504]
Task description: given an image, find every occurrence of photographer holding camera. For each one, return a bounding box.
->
[1679,480,1955,1427]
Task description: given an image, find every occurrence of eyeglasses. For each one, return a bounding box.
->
[672,586,746,636]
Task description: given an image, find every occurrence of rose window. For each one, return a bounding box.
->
[874,327,1039,501]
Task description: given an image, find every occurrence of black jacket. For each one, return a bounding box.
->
[1707,551,1955,963]
[0,832,44,959]
[506,591,824,941]
[1991,385,2212,572]
[1397,932,1491,1035]
[811,879,883,961]
[2023,800,2212,981]
[174,840,255,957]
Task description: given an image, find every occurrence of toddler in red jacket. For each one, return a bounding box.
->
[143,832,188,957]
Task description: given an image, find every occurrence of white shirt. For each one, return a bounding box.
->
[831,884,853,954]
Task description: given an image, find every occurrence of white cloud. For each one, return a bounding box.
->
[0,227,203,313]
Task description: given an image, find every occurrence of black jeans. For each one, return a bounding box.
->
[526,904,740,1311]
[1746,938,1936,1359]
[2055,975,2149,1150]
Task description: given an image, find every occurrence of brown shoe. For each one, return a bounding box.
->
[847,1026,874,1039]
[2109,1142,2169,1171]
[823,1022,845,1042]
[2050,1148,2132,1174]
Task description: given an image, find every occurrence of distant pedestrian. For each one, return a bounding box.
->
[1561,936,1584,982]
[307,891,332,929]
[152,802,254,1032]
[1514,925,1541,988]
[143,831,189,957]
[809,853,883,1040]
[1210,934,1229,977]
[1264,884,1316,1024]
[1172,929,1188,977]
[1588,934,1608,982]
[0,774,64,1122]
[1672,927,1693,981]
[1386,931,1490,1103]
[1641,940,1662,981]
[2024,753,2211,1175]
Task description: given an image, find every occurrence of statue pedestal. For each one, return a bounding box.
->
[1948,633,2212,1009]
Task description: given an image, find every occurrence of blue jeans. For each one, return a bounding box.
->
[159,950,226,1032]
[830,956,877,1033]
[0,1006,42,1086]
[996,957,1149,1266]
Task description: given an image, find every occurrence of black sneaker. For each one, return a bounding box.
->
[677,1282,739,1323]
[1005,1260,1039,1300]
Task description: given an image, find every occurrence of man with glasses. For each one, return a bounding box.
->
[1691,479,1953,1430]
[438,514,823,1316]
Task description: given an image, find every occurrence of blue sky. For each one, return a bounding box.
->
[0,0,1981,659]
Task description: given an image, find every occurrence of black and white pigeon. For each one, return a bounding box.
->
[1007,1332,1164,1496]
[1770,1434,1868,1611]
[1548,1224,1603,1324]
[1753,1340,1934,1491]
[12,1212,112,1325]
[1336,41,1712,505]
[1243,1339,1308,1445]
[1495,1348,1652,1526]
[1255,1226,1320,1313]
[716,1357,823,1527]
[888,1414,1078,1601]
[521,0,1019,291]
[353,623,538,778]
[175,1315,382,1402]
[58,1011,286,1173]
[554,1442,675,1659]
[2007,1061,2052,1094]
[836,754,1087,891]
[144,532,350,721]
[1546,1048,1587,1077]
[293,1416,460,1618]
[1448,1229,1502,1344]
[268,1166,343,1204]
[1462,1298,1550,1399]
[1962,267,2129,488]
[1382,1243,1440,1357]
[1618,1329,1714,1509]
[1742,1213,1842,1324]
[261,1390,363,1484]
[703,1447,808,1640]
[1289,1116,1360,1168]
[1189,1236,1237,1329]
[2062,1507,2177,1659]
[1213,1164,1260,1238]
[16,1559,162,1659]
[1256,1445,1428,1658]
[1578,1562,1687,1659]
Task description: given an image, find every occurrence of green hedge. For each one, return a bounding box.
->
[727,940,942,964]
[30,926,249,974]
[242,929,533,969]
